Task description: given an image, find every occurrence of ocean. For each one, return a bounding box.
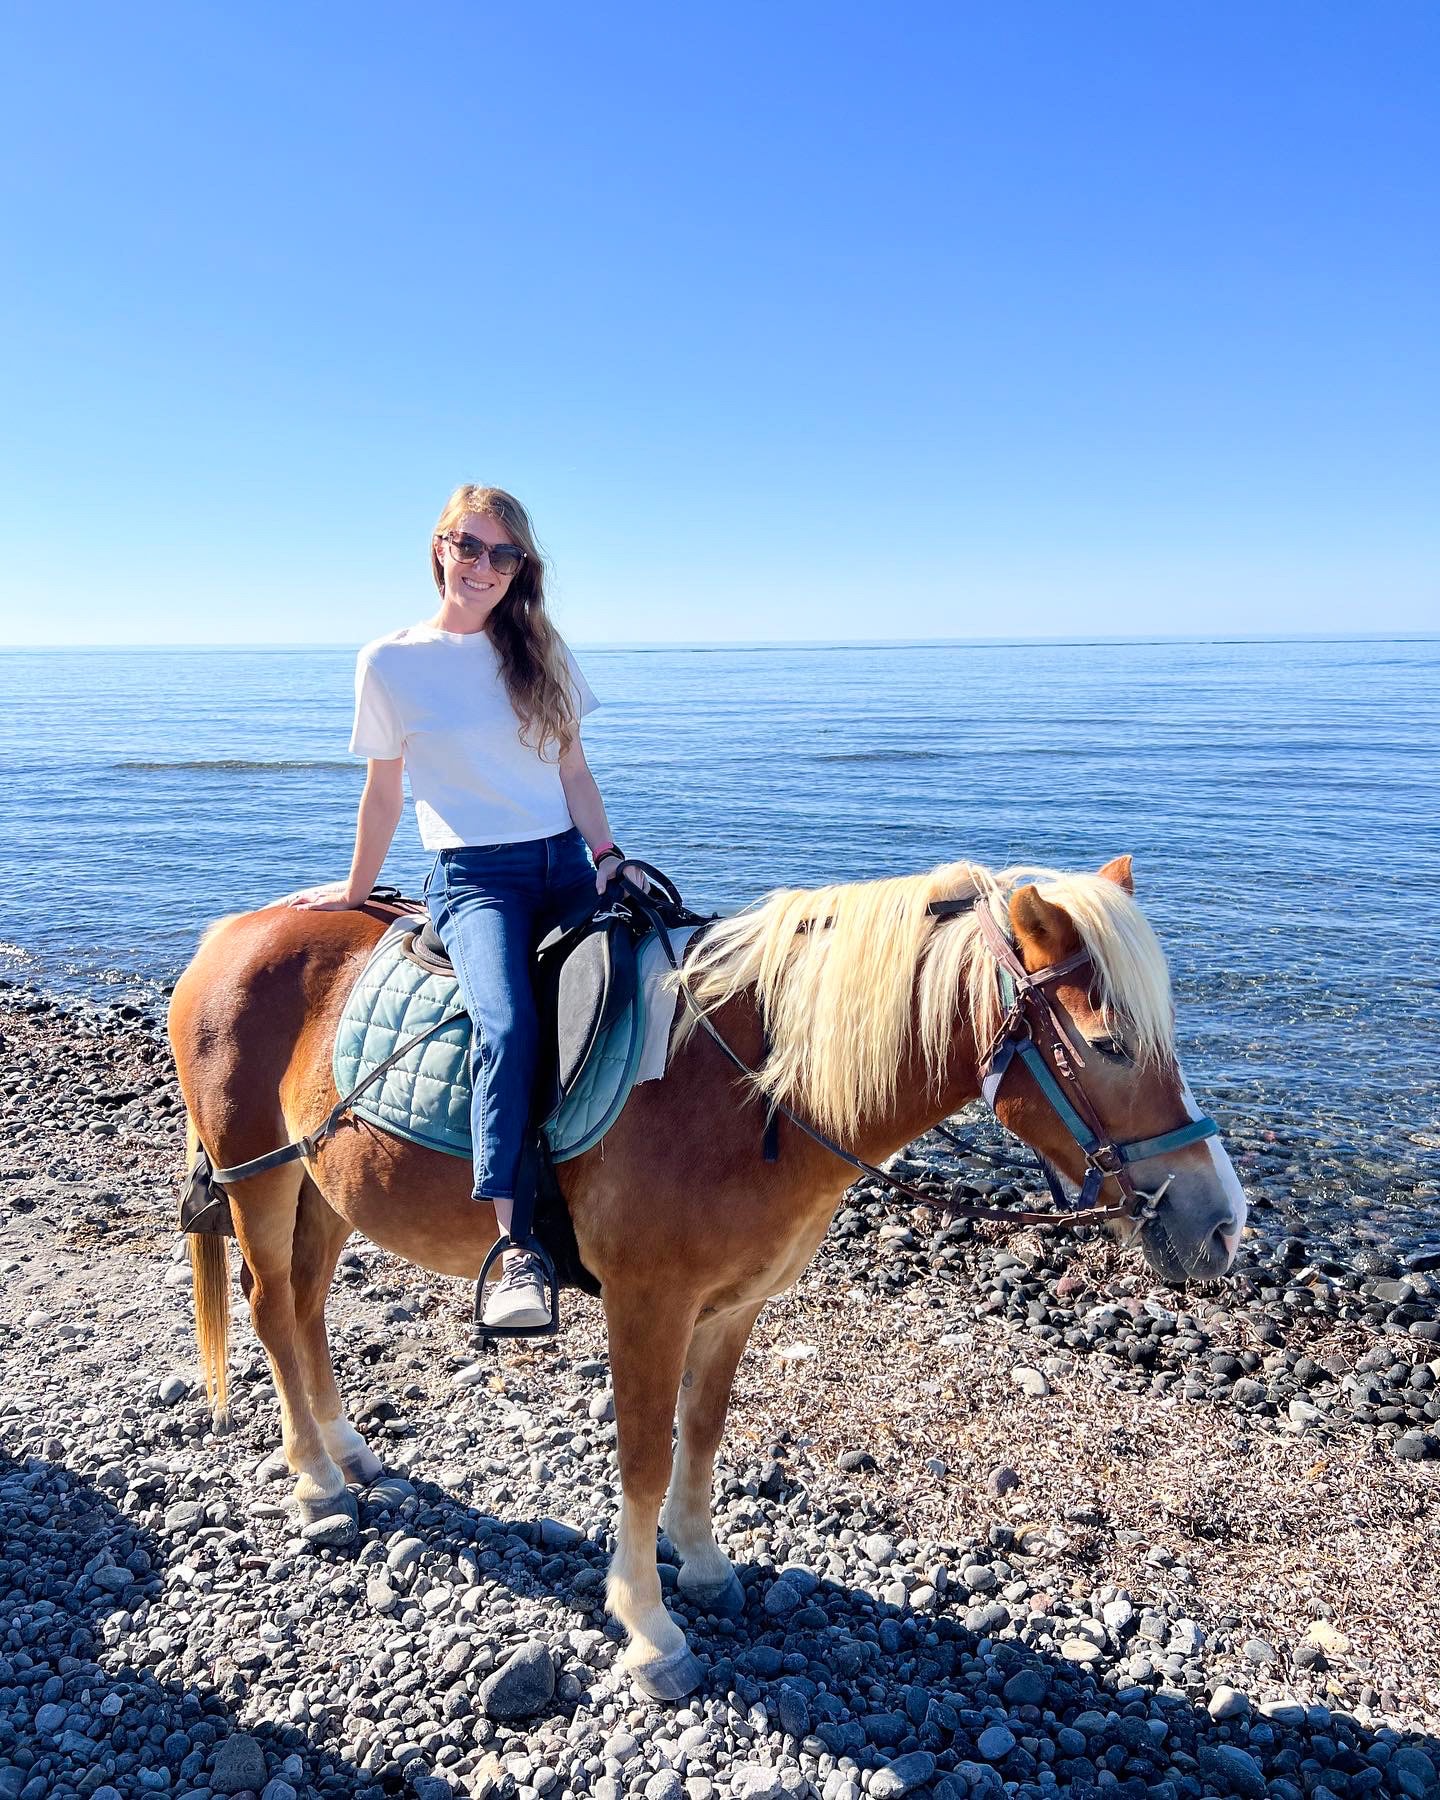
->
[2,635,1437,1250]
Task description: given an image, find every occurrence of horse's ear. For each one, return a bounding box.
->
[1008,884,1081,971]
[1098,855,1135,894]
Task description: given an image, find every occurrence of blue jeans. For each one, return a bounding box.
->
[423,828,597,1222]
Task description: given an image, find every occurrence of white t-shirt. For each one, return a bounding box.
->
[349,623,598,850]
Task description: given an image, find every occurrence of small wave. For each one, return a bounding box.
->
[114,759,356,772]
[814,748,953,764]
[0,942,36,963]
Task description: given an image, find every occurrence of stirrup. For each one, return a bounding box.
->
[473,1235,560,1345]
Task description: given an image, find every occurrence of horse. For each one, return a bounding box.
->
[168,853,1247,1701]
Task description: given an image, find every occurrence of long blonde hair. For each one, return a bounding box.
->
[431,484,577,757]
[677,860,1176,1142]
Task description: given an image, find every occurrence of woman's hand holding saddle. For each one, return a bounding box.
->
[595,853,649,896]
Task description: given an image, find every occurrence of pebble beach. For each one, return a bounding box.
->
[2,986,1438,1800]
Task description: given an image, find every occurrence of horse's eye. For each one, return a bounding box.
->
[1092,1034,1128,1060]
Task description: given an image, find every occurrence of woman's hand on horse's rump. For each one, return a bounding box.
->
[284,881,365,911]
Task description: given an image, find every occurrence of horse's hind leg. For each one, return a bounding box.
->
[604,1281,702,1701]
[661,1300,763,1618]
[291,1177,384,1486]
[230,1169,352,1528]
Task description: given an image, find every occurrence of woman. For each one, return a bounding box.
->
[289,484,642,1330]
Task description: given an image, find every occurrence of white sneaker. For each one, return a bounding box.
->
[481,1248,552,1331]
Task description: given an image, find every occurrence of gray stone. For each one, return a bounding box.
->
[868,1752,937,1798]
[302,1510,358,1547]
[158,1372,190,1405]
[976,1724,1016,1761]
[211,1733,269,1795]
[387,1534,425,1577]
[763,1578,802,1618]
[478,1639,556,1720]
[1011,1366,1050,1398]
[34,1702,66,1732]
[1207,1685,1250,1721]
[538,1516,587,1549]
[1002,1668,1048,1706]
[1197,1745,1266,1799]
[986,1465,1021,1496]
[729,1768,784,1800]
[261,1784,299,1800]
[644,1775,684,1800]
[588,1389,615,1422]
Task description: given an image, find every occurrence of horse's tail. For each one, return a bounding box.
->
[185,1113,231,1422]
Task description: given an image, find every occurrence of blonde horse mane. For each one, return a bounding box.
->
[676,860,1176,1142]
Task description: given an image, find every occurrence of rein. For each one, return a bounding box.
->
[617,872,1219,1235]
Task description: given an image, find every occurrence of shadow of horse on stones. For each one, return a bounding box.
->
[0,1449,483,1797]
[351,1468,1440,1800]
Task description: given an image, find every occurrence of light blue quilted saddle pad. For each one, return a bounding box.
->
[332,922,653,1164]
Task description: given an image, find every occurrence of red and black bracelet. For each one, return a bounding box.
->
[592,843,625,868]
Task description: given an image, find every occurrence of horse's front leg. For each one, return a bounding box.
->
[661,1300,764,1619]
[604,1279,701,1701]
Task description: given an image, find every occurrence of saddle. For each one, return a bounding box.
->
[397,901,642,1126]
[181,868,708,1306]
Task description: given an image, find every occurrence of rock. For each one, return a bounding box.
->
[35,1701,66,1732]
[302,1510,358,1547]
[1002,1668,1048,1705]
[588,1388,615,1422]
[986,1465,1021,1497]
[211,1733,268,1795]
[645,1775,684,1800]
[763,1578,803,1618]
[1011,1366,1050,1398]
[1197,1745,1267,1799]
[869,1753,937,1798]
[387,1535,425,1578]
[158,1372,190,1405]
[976,1724,1016,1761]
[261,1783,298,1800]
[838,1449,877,1473]
[477,1639,556,1719]
[730,1767,785,1800]
[538,1516,587,1549]
[863,1533,897,1565]
[1208,1685,1250,1720]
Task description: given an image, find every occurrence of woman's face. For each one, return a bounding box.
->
[435,511,522,623]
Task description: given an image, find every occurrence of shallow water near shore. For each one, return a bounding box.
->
[1,634,1437,1256]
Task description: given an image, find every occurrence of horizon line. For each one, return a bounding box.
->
[2,629,1438,654]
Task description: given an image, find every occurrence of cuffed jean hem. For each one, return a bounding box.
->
[472,1190,515,1204]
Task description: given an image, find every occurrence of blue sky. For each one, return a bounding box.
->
[2,2,1436,646]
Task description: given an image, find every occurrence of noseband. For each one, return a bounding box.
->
[934,897,1220,1228]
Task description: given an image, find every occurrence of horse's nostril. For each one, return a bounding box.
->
[1212,1221,1238,1268]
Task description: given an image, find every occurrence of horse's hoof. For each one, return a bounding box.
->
[628,1645,703,1703]
[340,1446,386,1485]
[297,1487,358,1530]
[679,1571,746,1618]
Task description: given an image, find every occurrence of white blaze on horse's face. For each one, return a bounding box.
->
[1169,1071,1249,1270]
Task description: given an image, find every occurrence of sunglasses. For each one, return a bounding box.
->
[440,532,526,578]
